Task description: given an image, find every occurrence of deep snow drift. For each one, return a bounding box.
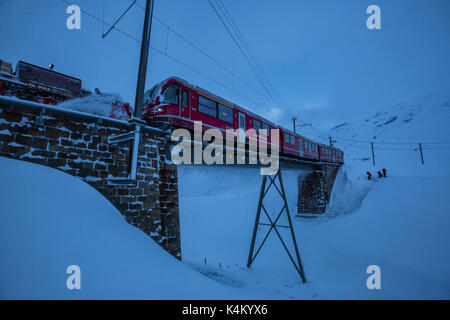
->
[0,156,248,299]
[59,94,130,121]
[178,93,450,299]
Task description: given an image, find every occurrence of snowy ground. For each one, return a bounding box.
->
[178,93,450,299]
[0,156,245,299]
[1,93,449,299]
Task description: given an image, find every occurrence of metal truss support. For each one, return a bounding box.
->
[247,169,306,283]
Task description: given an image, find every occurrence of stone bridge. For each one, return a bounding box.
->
[0,96,340,259]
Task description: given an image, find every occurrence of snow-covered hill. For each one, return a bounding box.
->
[329,92,450,176]
[0,156,246,299]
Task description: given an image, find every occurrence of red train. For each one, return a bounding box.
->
[142,77,344,164]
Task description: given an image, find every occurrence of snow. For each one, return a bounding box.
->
[0,156,246,299]
[59,94,130,121]
[1,92,449,299]
[177,93,450,299]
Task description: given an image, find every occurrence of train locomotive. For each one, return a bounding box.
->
[142,77,344,164]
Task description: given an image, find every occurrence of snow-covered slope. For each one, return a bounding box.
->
[178,93,450,299]
[1,93,449,299]
[0,156,247,299]
[330,93,450,176]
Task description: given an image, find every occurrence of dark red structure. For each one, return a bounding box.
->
[0,58,131,120]
[143,77,344,164]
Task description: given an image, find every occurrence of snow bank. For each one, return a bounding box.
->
[326,166,370,217]
[178,163,450,299]
[178,93,450,299]
[0,156,244,299]
[59,94,130,121]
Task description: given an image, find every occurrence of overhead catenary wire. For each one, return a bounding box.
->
[136,1,270,101]
[59,0,450,149]
[62,0,318,132]
[215,0,288,111]
[207,0,297,124]
[59,0,142,42]
[57,0,266,108]
[102,0,138,39]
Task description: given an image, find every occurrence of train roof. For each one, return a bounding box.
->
[17,60,81,82]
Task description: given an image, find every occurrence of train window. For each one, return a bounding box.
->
[285,133,290,144]
[218,104,233,124]
[182,89,188,108]
[291,135,296,145]
[161,84,179,105]
[253,119,262,131]
[239,113,245,129]
[144,83,159,104]
[198,95,217,118]
[261,123,270,137]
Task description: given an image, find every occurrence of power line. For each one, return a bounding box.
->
[207,1,277,104]
[149,46,264,107]
[136,1,270,100]
[59,0,141,42]
[208,0,329,137]
[57,0,265,108]
[215,0,288,111]
[102,0,138,39]
[60,0,445,150]
[330,135,450,145]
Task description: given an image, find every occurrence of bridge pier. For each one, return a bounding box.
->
[297,164,340,217]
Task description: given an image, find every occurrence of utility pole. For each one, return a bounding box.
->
[292,117,297,134]
[134,0,155,119]
[328,136,337,148]
[419,143,424,165]
[371,142,375,166]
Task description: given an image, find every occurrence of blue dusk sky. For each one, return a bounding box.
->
[1,0,449,137]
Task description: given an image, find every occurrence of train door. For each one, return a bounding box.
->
[180,87,190,119]
[299,137,304,158]
[238,112,246,130]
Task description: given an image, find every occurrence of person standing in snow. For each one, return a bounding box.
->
[377,171,383,178]
[366,171,372,180]
[382,168,387,177]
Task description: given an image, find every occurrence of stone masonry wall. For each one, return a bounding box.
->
[297,164,340,216]
[0,103,181,259]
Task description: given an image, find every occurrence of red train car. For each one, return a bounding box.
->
[300,135,319,161]
[143,76,343,165]
[334,148,344,164]
[280,127,300,158]
[318,144,339,163]
[143,77,279,148]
